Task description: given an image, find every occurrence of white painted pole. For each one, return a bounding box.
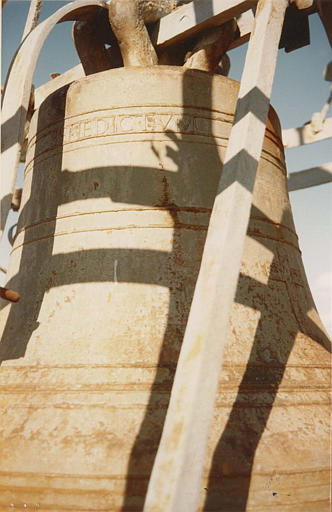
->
[143,1,288,511]
[21,0,43,41]
[288,162,332,191]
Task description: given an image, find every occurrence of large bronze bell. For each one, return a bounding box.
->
[0,67,330,511]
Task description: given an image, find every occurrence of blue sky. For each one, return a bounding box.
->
[1,0,331,333]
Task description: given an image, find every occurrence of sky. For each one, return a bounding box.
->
[1,0,332,334]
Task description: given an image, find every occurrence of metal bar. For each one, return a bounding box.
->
[143,1,288,511]
[34,63,84,108]
[21,0,43,41]
[157,0,257,48]
[229,8,254,49]
[319,84,332,121]
[0,0,105,240]
[1,0,259,231]
[282,117,332,148]
[288,163,332,191]
[33,5,255,107]
[318,0,332,47]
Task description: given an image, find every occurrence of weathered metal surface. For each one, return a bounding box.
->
[318,0,332,47]
[1,0,106,241]
[34,6,254,102]
[20,85,35,164]
[145,2,289,510]
[108,0,159,66]
[73,16,114,75]
[0,287,20,302]
[34,64,85,109]
[156,0,257,49]
[288,162,332,191]
[279,2,310,53]
[282,116,332,148]
[107,0,239,70]
[183,20,237,72]
[290,0,315,10]
[11,188,22,212]
[0,66,330,511]
[231,8,254,48]
[2,0,253,240]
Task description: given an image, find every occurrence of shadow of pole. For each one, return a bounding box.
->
[203,203,331,510]
[121,67,222,509]
[0,65,222,510]
[0,91,66,362]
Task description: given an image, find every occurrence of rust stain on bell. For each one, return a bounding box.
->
[0,67,330,511]
[0,287,20,303]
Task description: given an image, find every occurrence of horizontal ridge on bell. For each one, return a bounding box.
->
[0,67,330,511]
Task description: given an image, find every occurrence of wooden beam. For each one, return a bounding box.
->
[143,1,288,511]
[282,117,332,148]
[288,163,332,191]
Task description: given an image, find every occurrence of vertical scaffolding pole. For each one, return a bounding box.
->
[143,1,288,510]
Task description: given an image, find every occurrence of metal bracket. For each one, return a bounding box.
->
[279,2,310,52]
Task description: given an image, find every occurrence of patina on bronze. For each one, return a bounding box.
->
[107,0,236,71]
[0,1,330,510]
[0,66,329,511]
